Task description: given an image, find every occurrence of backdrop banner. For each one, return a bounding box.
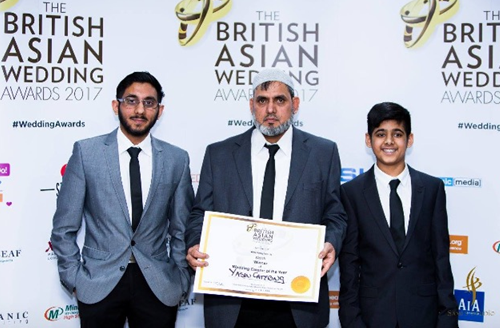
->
[0,0,498,327]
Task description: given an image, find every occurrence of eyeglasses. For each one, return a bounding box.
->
[117,96,159,110]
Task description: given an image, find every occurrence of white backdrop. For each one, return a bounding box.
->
[1,0,499,326]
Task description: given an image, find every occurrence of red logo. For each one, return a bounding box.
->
[493,241,500,254]
[60,164,67,176]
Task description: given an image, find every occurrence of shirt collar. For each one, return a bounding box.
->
[117,128,152,157]
[374,163,410,188]
[251,126,293,155]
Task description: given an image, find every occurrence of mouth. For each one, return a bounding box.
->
[264,116,279,124]
[130,116,147,124]
[382,148,396,154]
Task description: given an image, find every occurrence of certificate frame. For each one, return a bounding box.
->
[193,211,326,303]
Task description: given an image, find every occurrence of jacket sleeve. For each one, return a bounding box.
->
[432,181,459,328]
[168,151,195,295]
[50,142,85,293]
[338,184,368,328]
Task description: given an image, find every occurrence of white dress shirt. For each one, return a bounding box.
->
[374,164,412,234]
[251,127,293,221]
[117,128,153,224]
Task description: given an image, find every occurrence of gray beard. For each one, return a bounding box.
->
[253,112,294,137]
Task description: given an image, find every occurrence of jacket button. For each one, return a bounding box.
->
[120,266,126,271]
[131,240,136,246]
[397,262,403,269]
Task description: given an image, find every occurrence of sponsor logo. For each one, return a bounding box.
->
[175,0,232,46]
[341,168,366,183]
[400,0,459,49]
[440,177,481,188]
[40,164,67,197]
[0,311,28,325]
[450,235,468,254]
[0,249,21,263]
[454,267,493,322]
[44,305,79,321]
[45,241,57,261]
[178,295,197,312]
[492,241,500,254]
[0,163,10,177]
[329,291,339,309]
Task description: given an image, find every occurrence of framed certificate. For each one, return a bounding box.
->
[193,211,325,302]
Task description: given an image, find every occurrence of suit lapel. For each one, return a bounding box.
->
[104,129,130,224]
[403,166,424,252]
[363,167,399,256]
[285,128,310,207]
[233,129,254,210]
[142,136,163,221]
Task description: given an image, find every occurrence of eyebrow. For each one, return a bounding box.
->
[256,94,287,100]
[124,94,156,100]
[374,128,405,133]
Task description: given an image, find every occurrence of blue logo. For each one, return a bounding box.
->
[440,177,481,188]
[341,168,366,183]
[454,267,485,322]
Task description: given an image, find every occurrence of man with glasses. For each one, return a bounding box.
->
[51,71,194,328]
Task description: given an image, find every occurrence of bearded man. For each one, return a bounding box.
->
[185,68,347,328]
[51,71,194,328]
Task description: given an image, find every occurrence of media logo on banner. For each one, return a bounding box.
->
[178,294,197,312]
[454,267,495,322]
[440,177,481,188]
[0,249,21,263]
[329,291,339,309]
[0,163,13,207]
[175,1,319,108]
[0,1,104,102]
[0,311,28,325]
[341,167,367,183]
[45,240,57,261]
[492,240,500,254]
[449,235,468,254]
[44,305,79,321]
[40,164,66,197]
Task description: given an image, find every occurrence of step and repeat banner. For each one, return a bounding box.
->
[1,0,499,327]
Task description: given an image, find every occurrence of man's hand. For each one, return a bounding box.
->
[318,242,336,277]
[186,244,209,271]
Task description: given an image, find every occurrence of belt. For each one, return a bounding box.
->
[129,253,137,263]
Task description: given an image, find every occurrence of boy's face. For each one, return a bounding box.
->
[365,119,414,176]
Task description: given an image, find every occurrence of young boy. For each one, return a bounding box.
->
[339,102,458,328]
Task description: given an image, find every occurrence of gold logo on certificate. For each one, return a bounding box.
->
[400,0,459,48]
[175,0,232,46]
[291,276,311,294]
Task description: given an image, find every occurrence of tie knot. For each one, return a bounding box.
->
[389,179,401,191]
[127,147,142,159]
[265,144,280,157]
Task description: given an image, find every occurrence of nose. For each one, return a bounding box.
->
[134,102,146,114]
[265,101,276,114]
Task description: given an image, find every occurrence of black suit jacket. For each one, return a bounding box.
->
[186,127,347,328]
[339,165,458,328]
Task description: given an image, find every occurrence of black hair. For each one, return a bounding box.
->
[116,71,165,103]
[367,102,411,136]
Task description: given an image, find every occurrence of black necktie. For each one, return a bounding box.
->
[389,179,405,254]
[260,144,280,219]
[127,147,143,231]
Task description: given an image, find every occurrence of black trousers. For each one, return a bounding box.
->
[235,299,297,328]
[77,263,178,328]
